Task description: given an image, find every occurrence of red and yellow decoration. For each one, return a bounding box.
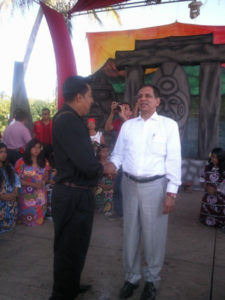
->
[87,22,225,73]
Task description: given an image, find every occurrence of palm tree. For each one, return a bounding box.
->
[1,1,43,74]
[0,1,43,128]
[1,0,122,122]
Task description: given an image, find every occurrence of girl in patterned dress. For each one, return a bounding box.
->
[15,139,50,226]
[95,144,114,216]
[199,147,225,227]
[0,143,21,233]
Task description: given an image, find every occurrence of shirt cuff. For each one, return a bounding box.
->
[166,182,179,194]
[166,192,177,199]
[110,158,120,171]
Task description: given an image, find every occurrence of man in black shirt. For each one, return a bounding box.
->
[49,76,115,300]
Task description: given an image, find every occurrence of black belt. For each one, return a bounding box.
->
[61,181,93,190]
[124,172,165,183]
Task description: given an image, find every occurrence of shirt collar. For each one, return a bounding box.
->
[15,120,26,127]
[61,103,81,119]
[137,111,159,121]
[61,103,87,127]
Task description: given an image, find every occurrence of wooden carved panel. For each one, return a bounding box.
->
[124,66,144,108]
[152,62,190,139]
[88,71,117,130]
[198,62,221,159]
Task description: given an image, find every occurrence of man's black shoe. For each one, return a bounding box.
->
[79,284,92,294]
[49,285,92,299]
[119,281,139,299]
[140,282,156,300]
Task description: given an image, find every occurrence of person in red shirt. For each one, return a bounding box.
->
[105,102,133,138]
[33,108,52,146]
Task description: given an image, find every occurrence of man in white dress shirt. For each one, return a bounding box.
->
[110,85,181,300]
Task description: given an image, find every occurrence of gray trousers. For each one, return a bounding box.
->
[122,174,168,288]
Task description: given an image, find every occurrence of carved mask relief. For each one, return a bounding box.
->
[152,62,190,140]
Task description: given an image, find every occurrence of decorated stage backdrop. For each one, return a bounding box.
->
[87,22,225,159]
[87,22,225,73]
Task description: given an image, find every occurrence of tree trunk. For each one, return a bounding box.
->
[23,7,44,74]
[10,7,43,131]
[11,62,33,131]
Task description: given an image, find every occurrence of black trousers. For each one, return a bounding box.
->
[50,183,95,300]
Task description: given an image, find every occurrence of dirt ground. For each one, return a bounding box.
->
[0,190,224,300]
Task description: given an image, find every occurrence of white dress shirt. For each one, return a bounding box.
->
[110,112,181,193]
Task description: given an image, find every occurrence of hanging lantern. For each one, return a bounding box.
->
[188,0,202,19]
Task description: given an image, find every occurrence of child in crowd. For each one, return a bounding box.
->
[199,147,225,228]
[87,118,105,145]
[0,143,21,233]
[95,144,114,217]
[45,151,56,221]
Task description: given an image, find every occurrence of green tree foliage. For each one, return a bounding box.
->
[0,98,11,133]
[0,94,57,134]
[29,99,57,122]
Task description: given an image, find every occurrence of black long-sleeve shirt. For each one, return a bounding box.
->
[53,104,103,187]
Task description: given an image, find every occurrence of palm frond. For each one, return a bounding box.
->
[91,9,103,25]
[108,6,121,25]
[0,0,33,15]
[88,7,122,26]
[64,15,73,37]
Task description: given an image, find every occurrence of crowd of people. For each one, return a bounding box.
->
[0,99,124,225]
[0,107,54,232]
[0,97,134,234]
[0,75,224,300]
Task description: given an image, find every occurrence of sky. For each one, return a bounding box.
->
[0,0,225,101]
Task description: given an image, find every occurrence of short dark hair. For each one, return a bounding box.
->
[13,108,22,118]
[138,84,161,98]
[15,110,27,121]
[96,144,109,160]
[122,102,132,110]
[62,76,91,102]
[42,108,50,114]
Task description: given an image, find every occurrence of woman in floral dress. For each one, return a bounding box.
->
[199,147,225,227]
[15,139,50,226]
[0,143,21,233]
